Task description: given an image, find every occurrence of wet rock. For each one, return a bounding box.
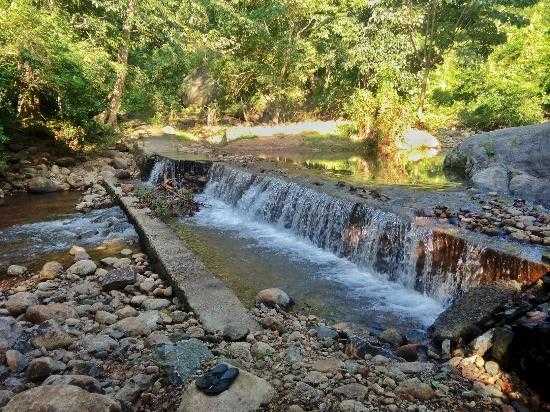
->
[379,328,404,346]
[0,316,32,355]
[195,363,239,395]
[67,260,97,277]
[396,377,435,400]
[0,390,14,408]
[43,374,103,393]
[39,261,63,279]
[154,339,213,384]
[396,343,427,362]
[178,368,274,412]
[469,329,494,356]
[3,385,121,412]
[28,176,60,193]
[6,292,38,315]
[26,356,65,381]
[26,303,78,324]
[7,265,27,277]
[101,267,136,292]
[490,327,514,364]
[255,288,294,310]
[430,285,516,342]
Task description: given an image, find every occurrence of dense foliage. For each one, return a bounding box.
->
[0,0,548,151]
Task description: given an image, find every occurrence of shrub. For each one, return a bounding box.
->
[345,84,413,153]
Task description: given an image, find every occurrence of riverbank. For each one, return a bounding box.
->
[1,124,549,411]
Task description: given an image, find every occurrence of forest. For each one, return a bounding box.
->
[0,0,549,161]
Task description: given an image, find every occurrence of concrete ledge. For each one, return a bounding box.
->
[104,179,259,334]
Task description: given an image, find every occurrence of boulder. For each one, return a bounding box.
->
[26,357,65,382]
[471,166,509,194]
[101,267,136,291]
[444,123,550,205]
[154,339,213,385]
[39,261,63,279]
[26,303,78,324]
[67,260,97,277]
[31,323,75,350]
[28,177,60,193]
[429,285,516,342]
[3,385,120,412]
[6,292,38,315]
[255,288,294,310]
[43,375,103,393]
[178,368,274,412]
[7,265,27,277]
[396,377,435,400]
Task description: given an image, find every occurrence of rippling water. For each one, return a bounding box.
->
[181,192,443,336]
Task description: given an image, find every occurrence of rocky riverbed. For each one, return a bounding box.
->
[1,127,549,411]
[1,237,546,411]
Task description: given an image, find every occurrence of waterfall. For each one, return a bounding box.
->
[202,163,546,303]
[146,159,169,186]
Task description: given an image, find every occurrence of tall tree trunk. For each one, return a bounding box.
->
[101,0,135,127]
[17,61,41,124]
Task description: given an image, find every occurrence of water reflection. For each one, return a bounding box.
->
[261,148,456,188]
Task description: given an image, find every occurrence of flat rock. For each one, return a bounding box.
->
[141,298,170,310]
[111,311,159,337]
[154,339,213,384]
[101,267,136,291]
[3,384,120,412]
[430,285,517,342]
[178,368,274,412]
[67,260,97,277]
[333,383,369,399]
[396,377,435,400]
[26,303,78,324]
[312,357,343,372]
[43,374,103,393]
[32,323,75,350]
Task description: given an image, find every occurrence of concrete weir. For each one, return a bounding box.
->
[141,155,549,304]
[104,178,259,335]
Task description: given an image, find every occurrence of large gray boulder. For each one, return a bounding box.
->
[429,285,517,343]
[27,177,61,193]
[178,367,274,412]
[444,123,550,205]
[3,385,120,412]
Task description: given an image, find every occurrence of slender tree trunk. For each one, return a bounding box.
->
[17,61,40,124]
[101,0,135,127]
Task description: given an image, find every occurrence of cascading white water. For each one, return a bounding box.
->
[202,163,490,303]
